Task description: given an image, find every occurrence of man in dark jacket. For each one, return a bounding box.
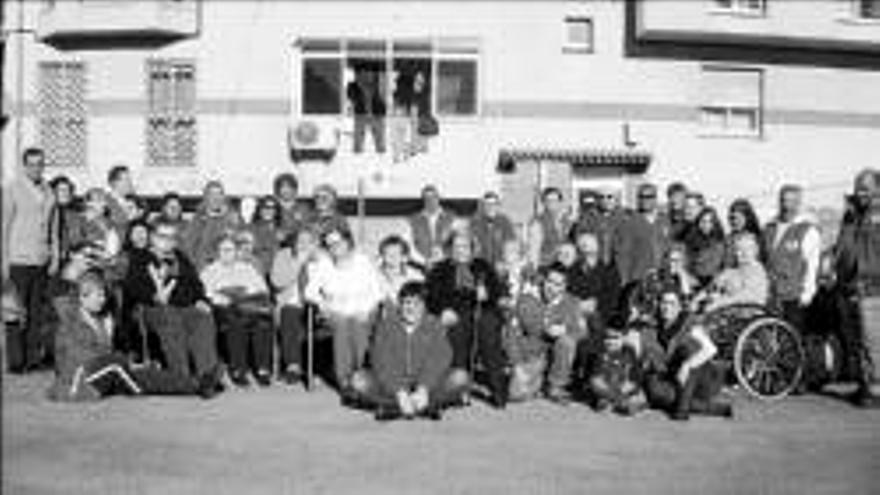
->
[125,220,221,380]
[351,281,468,420]
[568,231,622,328]
[835,169,880,408]
[347,66,386,153]
[426,231,508,408]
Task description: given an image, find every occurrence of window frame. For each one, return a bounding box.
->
[295,36,482,120]
[37,60,88,168]
[697,65,764,140]
[708,0,767,17]
[145,58,198,168]
[562,16,595,54]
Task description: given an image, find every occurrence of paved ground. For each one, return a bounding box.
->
[3,372,879,495]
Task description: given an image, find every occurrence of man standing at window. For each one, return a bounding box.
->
[763,185,821,335]
[2,148,55,373]
[347,66,386,154]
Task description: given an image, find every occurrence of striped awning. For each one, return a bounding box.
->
[498,147,652,173]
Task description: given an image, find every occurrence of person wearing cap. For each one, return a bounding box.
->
[527,187,575,269]
[306,184,351,239]
[835,168,880,408]
[470,191,516,267]
[763,184,821,335]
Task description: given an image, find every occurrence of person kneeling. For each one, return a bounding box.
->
[48,270,223,402]
[350,282,468,421]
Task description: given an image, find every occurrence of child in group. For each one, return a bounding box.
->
[201,234,273,387]
[47,270,222,401]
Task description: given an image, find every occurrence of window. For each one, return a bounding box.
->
[146,59,196,167]
[563,17,594,53]
[856,0,880,19]
[712,0,765,15]
[698,67,763,137]
[298,37,479,118]
[37,61,87,168]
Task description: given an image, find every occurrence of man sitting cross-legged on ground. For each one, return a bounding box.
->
[48,270,222,401]
[350,281,468,421]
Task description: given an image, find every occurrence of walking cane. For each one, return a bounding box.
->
[306,304,315,391]
[468,275,486,403]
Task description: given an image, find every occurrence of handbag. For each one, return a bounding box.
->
[417,114,439,137]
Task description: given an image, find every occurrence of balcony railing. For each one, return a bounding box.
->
[37,0,200,49]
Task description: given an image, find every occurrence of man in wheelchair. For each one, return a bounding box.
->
[695,234,768,313]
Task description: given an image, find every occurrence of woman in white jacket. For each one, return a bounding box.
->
[304,226,384,393]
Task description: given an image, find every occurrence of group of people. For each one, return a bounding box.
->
[3,146,879,422]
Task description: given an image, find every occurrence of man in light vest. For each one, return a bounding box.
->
[527,187,574,269]
[763,185,821,334]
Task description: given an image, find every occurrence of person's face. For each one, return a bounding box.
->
[151,225,178,254]
[217,239,237,264]
[665,249,686,273]
[556,243,577,267]
[684,198,702,222]
[381,244,405,269]
[599,192,618,213]
[659,293,682,325]
[637,190,658,213]
[779,190,801,219]
[23,153,45,182]
[543,192,563,215]
[422,189,441,212]
[295,230,318,257]
[543,271,567,301]
[86,192,107,214]
[237,238,254,258]
[54,182,73,206]
[451,235,472,264]
[325,231,350,260]
[576,234,599,265]
[278,182,297,202]
[205,185,225,211]
[854,179,876,210]
[259,201,278,222]
[79,284,107,314]
[669,191,686,211]
[483,196,500,218]
[162,198,182,220]
[130,225,150,250]
[728,210,746,233]
[400,295,426,326]
[413,72,426,93]
[114,172,134,195]
[698,213,715,235]
[315,191,334,213]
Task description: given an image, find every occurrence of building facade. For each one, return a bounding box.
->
[3,0,880,236]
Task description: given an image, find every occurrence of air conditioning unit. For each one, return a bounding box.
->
[288,117,340,162]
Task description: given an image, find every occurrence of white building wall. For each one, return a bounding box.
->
[3,0,879,221]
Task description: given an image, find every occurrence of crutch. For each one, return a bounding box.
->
[306,303,315,391]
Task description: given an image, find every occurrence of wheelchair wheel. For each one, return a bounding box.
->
[734,317,804,401]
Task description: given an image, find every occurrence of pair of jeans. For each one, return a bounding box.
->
[546,334,579,392]
[645,362,725,416]
[143,305,219,379]
[352,115,386,153]
[7,264,49,370]
[328,314,372,388]
[446,308,507,400]
[82,353,198,396]
[215,306,273,375]
[278,305,306,370]
[857,294,880,391]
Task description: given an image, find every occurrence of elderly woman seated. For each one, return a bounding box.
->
[699,233,769,312]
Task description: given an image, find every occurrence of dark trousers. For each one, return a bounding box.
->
[780,299,807,334]
[216,306,273,374]
[83,353,198,396]
[143,305,219,378]
[353,114,386,153]
[7,264,48,370]
[447,308,507,399]
[645,362,725,416]
[278,305,306,370]
[352,369,467,411]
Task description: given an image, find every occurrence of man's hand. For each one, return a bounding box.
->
[210,293,230,307]
[155,279,177,305]
[411,386,430,412]
[476,284,488,303]
[605,334,624,353]
[440,309,459,327]
[676,363,691,386]
[546,323,566,339]
[396,390,415,417]
[579,298,597,315]
[195,300,212,314]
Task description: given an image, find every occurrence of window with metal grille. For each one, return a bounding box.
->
[146,59,196,167]
[37,61,87,168]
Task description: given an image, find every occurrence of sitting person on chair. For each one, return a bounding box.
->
[699,234,768,312]
[351,281,468,421]
[609,288,732,420]
[202,234,273,387]
[48,270,222,401]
